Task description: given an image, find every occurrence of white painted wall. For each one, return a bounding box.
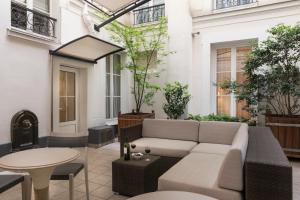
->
[190,0,300,115]
[0,0,131,143]
[139,0,193,118]
[0,0,52,144]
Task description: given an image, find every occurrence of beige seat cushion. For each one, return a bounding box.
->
[128,191,217,200]
[143,119,199,141]
[158,153,242,200]
[131,138,197,158]
[191,143,231,155]
[218,123,249,191]
[198,121,241,145]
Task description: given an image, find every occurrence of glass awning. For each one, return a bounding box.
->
[93,0,136,12]
[50,35,124,64]
[84,0,151,31]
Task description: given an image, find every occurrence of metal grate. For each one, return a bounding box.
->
[11,2,57,38]
[216,0,257,9]
[133,4,165,25]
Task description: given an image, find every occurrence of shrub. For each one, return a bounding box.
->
[188,114,246,122]
[163,82,191,119]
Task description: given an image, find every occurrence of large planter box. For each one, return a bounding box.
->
[118,112,155,139]
[265,114,300,158]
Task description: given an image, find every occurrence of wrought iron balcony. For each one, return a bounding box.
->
[11,2,57,38]
[216,0,257,9]
[133,4,165,25]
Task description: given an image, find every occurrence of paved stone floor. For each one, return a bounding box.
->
[0,142,300,200]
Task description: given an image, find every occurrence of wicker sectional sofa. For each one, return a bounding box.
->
[120,119,292,200]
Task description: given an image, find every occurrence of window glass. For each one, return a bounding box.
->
[33,0,49,13]
[153,0,164,5]
[59,71,76,123]
[216,47,251,119]
[216,48,231,116]
[106,55,121,119]
[236,47,251,119]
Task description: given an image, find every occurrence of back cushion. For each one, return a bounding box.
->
[218,123,249,191]
[198,121,241,145]
[142,119,199,141]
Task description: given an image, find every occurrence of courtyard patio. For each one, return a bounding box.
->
[0,142,299,200]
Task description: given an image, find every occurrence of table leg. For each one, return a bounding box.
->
[28,167,55,200]
[34,187,49,200]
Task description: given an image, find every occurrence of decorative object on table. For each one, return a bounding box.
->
[131,152,144,160]
[131,143,136,150]
[124,137,131,161]
[218,24,300,157]
[163,82,191,119]
[112,155,161,196]
[144,146,151,161]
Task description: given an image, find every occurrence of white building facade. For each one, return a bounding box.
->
[0,0,299,145]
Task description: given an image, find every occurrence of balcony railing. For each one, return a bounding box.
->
[216,0,257,9]
[11,2,57,38]
[133,4,165,25]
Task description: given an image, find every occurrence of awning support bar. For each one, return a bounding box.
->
[91,0,151,32]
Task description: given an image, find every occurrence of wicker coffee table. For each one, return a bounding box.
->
[112,155,160,196]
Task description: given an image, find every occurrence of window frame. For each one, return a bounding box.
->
[106,54,122,119]
[10,0,54,38]
[212,42,253,118]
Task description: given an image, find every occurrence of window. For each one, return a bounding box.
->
[216,0,257,9]
[33,0,49,13]
[216,46,251,119]
[11,0,56,38]
[106,55,121,119]
[133,0,165,25]
[59,70,76,123]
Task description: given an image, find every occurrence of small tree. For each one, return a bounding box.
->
[220,24,300,117]
[107,17,170,113]
[163,82,191,119]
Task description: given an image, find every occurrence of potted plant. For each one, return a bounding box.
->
[220,24,300,157]
[163,82,191,119]
[107,17,171,128]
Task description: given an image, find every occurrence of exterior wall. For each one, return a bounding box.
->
[0,0,53,144]
[190,0,300,116]
[0,0,131,143]
[138,0,193,118]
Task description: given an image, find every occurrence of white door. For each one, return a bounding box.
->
[53,66,79,135]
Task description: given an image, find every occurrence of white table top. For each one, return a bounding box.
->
[0,148,80,170]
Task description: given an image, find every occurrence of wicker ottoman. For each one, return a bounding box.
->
[128,191,217,200]
[112,155,160,196]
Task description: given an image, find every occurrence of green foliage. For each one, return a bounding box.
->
[163,82,191,119]
[106,17,171,113]
[219,24,300,117]
[188,114,245,122]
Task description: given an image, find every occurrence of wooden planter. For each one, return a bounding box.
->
[266,114,300,158]
[118,111,155,139]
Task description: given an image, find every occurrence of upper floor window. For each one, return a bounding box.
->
[11,0,56,38]
[133,0,165,25]
[216,0,257,9]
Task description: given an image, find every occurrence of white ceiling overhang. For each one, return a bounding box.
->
[50,35,124,64]
[93,0,137,12]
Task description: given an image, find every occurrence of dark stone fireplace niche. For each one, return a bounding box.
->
[11,110,39,151]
